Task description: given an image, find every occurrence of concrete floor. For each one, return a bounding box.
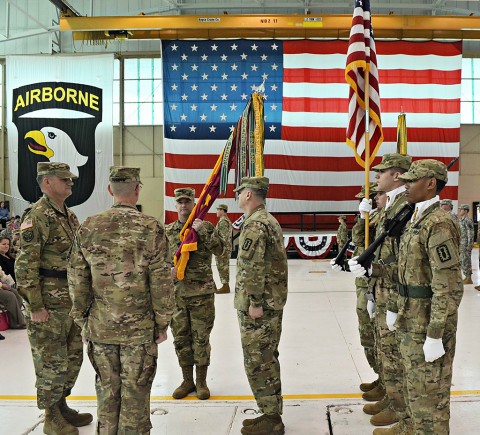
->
[1,254,480,434]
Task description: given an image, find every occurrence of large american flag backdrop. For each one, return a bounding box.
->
[162,39,462,226]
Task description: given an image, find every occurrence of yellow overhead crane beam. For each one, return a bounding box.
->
[60,14,480,41]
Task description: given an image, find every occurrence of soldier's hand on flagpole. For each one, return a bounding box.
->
[359,198,372,219]
[170,266,178,280]
[192,219,204,232]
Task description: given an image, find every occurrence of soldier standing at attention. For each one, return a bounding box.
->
[336,215,348,250]
[439,199,459,227]
[68,167,174,434]
[15,162,92,435]
[234,176,288,435]
[214,203,232,294]
[165,188,224,400]
[458,204,474,285]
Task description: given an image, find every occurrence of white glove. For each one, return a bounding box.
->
[386,310,398,331]
[348,257,371,278]
[423,337,445,362]
[330,258,343,272]
[358,198,372,219]
[367,300,376,319]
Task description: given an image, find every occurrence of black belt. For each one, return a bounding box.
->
[39,268,67,279]
[397,283,433,299]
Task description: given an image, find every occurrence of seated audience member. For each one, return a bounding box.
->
[0,202,9,228]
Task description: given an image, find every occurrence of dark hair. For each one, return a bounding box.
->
[390,167,408,175]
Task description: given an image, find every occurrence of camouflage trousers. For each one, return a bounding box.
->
[171,293,215,367]
[355,279,377,373]
[215,253,230,284]
[375,287,407,420]
[459,246,472,277]
[87,341,158,435]
[26,308,83,409]
[398,318,457,434]
[238,309,283,415]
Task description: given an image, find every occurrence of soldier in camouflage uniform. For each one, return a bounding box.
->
[458,204,474,285]
[215,203,232,294]
[336,215,348,250]
[370,159,463,434]
[68,167,174,435]
[165,188,224,400]
[15,162,92,435]
[234,176,288,435]
[439,199,459,228]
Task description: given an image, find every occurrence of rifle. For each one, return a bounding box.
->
[333,237,352,271]
[355,203,415,271]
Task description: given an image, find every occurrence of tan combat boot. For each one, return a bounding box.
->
[362,384,386,401]
[172,365,196,399]
[373,420,413,435]
[58,397,93,427]
[43,403,79,435]
[360,377,380,392]
[475,285,480,291]
[464,276,473,284]
[216,284,230,294]
[370,407,399,426]
[363,395,389,415]
[195,365,211,400]
[240,414,285,435]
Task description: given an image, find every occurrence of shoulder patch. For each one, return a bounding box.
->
[242,238,253,251]
[22,229,34,243]
[20,220,33,231]
[436,244,452,263]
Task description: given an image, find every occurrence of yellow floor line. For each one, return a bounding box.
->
[0,391,479,402]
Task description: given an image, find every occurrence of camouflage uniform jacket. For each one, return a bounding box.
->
[216,214,232,255]
[235,205,288,312]
[15,194,79,312]
[336,222,348,248]
[371,191,408,312]
[165,219,224,298]
[68,203,174,344]
[375,203,463,339]
[459,215,474,249]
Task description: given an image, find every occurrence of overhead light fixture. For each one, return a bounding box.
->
[104,30,133,40]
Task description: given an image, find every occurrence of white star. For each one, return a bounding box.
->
[231,84,238,91]
[211,64,218,71]
[271,43,278,50]
[210,104,217,111]
[221,54,228,61]
[271,84,278,91]
[251,44,258,51]
[221,73,228,80]
[202,73,208,80]
[221,94,228,101]
[270,104,277,111]
[191,44,198,52]
[209,125,217,132]
[229,125,235,132]
[220,114,227,121]
[271,63,278,71]
[191,84,198,91]
[189,125,197,132]
[180,114,187,121]
[240,53,248,60]
[201,54,208,61]
[171,84,178,91]
[172,63,179,71]
[262,73,268,81]
[230,103,237,111]
[250,84,258,91]
[190,104,197,111]
[181,94,188,101]
[211,44,218,51]
[211,84,218,91]
[200,114,207,121]
[191,64,199,71]
[231,63,238,71]
[251,64,258,71]
[170,125,177,132]
[241,93,248,100]
[170,104,178,110]
[231,43,238,51]
[181,73,189,80]
[269,125,277,132]
[171,44,178,51]
[201,93,208,101]
[181,54,188,61]
[241,72,248,80]
[261,54,268,61]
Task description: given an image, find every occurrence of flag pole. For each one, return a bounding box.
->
[364,70,371,248]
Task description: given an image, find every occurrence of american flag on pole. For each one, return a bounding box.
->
[345,0,383,168]
[162,39,462,226]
